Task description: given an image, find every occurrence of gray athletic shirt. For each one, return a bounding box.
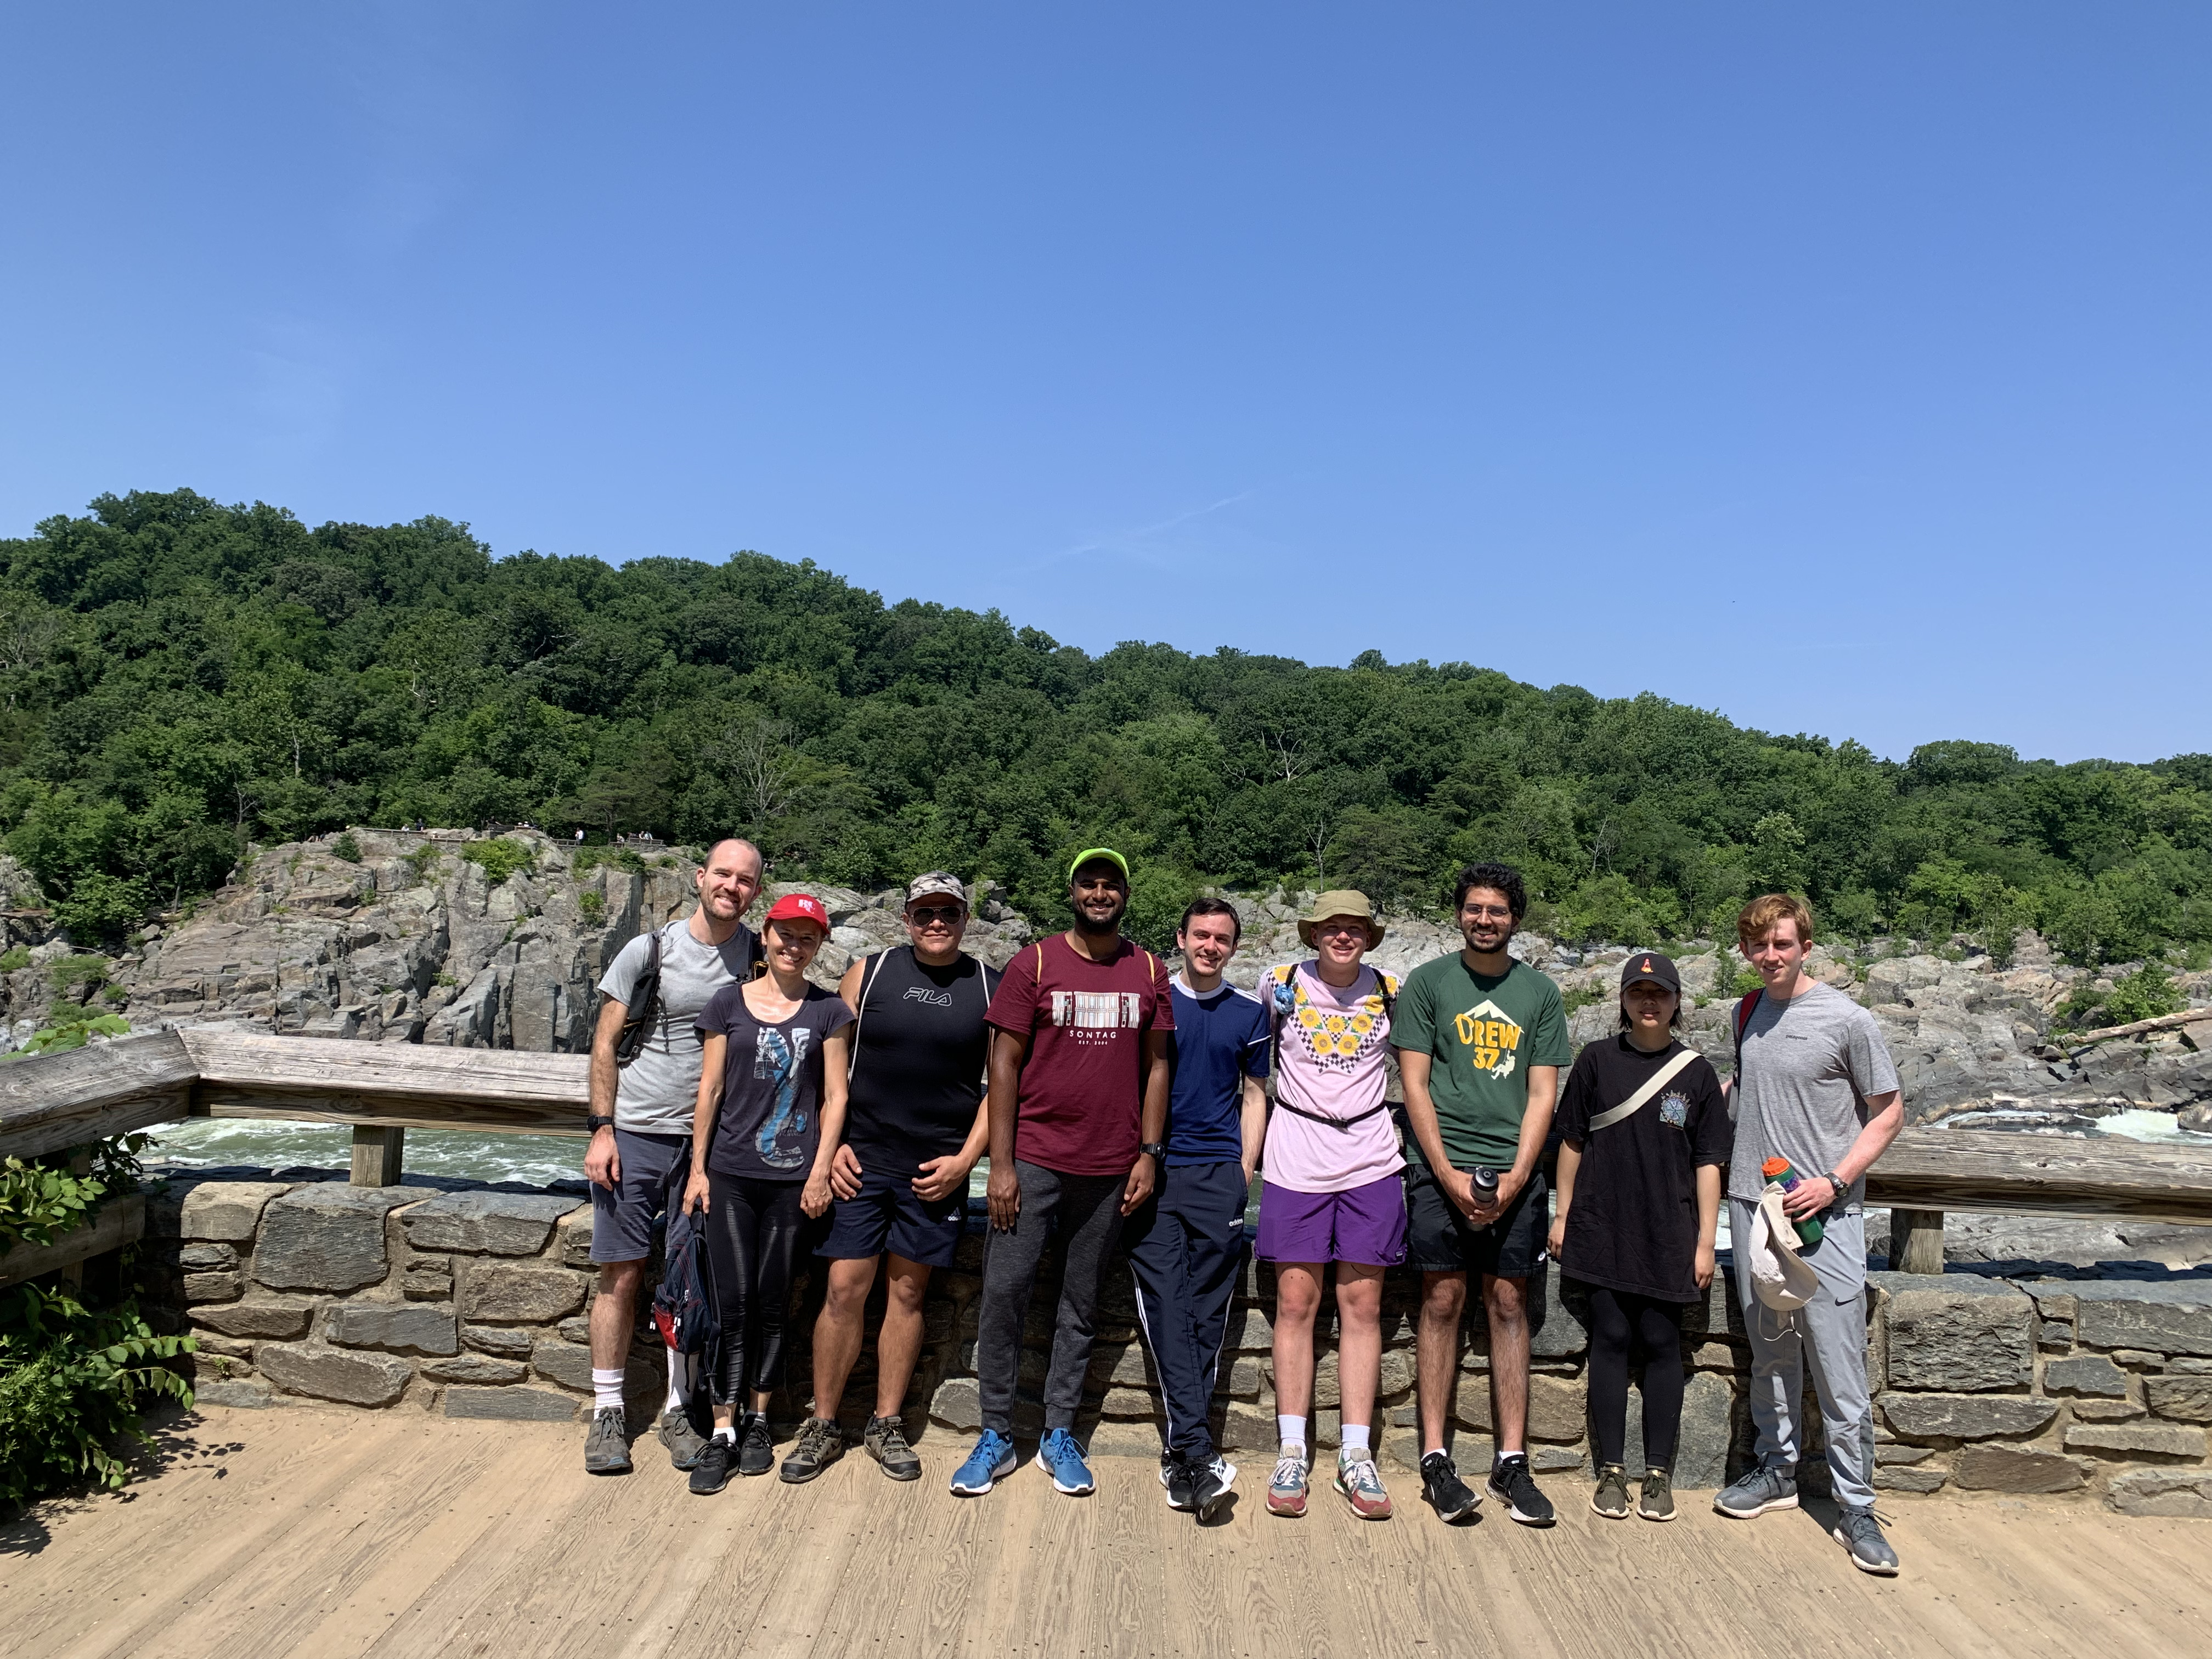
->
[597,918,760,1136]
[1726,980,1900,1209]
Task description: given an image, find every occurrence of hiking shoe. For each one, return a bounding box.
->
[949,1429,1017,1496]
[736,1413,776,1477]
[1591,1463,1630,1520]
[1267,1446,1310,1517]
[1487,1454,1556,1526]
[688,1432,735,1495]
[1190,1455,1237,1522]
[1035,1427,1096,1496]
[1715,1465,1798,1519]
[1334,1454,1392,1520]
[780,1415,844,1483]
[864,1414,921,1481]
[583,1406,631,1475]
[656,1406,708,1472]
[1639,1469,1676,1522]
[1834,1508,1900,1576]
[1420,1452,1480,1522]
[1159,1452,1188,1509]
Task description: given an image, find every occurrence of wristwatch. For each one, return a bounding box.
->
[1824,1169,1848,1202]
[587,1114,616,1133]
[1139,1142,1167,1160]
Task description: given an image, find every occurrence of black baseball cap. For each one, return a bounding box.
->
[1620,951,1681,995]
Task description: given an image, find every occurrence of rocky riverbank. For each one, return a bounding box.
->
[4,827,2210,1136]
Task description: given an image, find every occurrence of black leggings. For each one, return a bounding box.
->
[699,1172,808,1406]
[1586,1285,1688,1470]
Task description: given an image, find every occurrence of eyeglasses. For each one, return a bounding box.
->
[1462,905,1513,921]
[907,905,966,924]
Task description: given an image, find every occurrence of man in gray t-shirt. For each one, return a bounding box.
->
[1714,895,1905,1577]
[582,837,763,1477]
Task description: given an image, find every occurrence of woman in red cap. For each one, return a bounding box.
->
[681,890,855,1493]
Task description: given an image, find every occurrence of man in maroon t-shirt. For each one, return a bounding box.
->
[947,848,1173,1499]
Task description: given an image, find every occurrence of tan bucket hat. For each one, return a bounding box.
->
[1297,889,1386,949]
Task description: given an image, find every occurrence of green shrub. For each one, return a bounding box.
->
[578,889,606,924]
[52,954,109,990]
[1562,983,1609,1016]
[2107,963,2185,1026]
[331,832,363,864]
[403,844,443,882]
[574,845,648,877]
[53,874,148,939]
[0,1132,194,1502]
[459,837,534,886]
[11,1013,131,1057]
[0,946,28,973]
[1726,964,1765,998]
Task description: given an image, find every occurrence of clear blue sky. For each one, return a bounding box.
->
[3,5,2205,763]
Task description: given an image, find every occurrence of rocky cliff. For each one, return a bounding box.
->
[5,828,2211,1131]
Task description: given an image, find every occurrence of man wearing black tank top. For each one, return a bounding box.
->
[796,872,1001,1482]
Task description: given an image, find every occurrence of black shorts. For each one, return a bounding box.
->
[1406,1159,1549,1279]
[818,1168,969,1268]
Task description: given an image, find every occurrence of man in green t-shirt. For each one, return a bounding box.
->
[1392,862,1572,1528]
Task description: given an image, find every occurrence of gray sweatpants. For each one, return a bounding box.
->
[1729,1200,1876,1513]
[978,1159,1130,1435]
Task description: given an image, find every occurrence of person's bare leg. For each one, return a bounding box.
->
[1417,1269,1467,1454]
[810,1256,878,1423]
[1485,1273,1532,1452]
[873,1255,932,1418]
[590,1260,645,1374]
[1335,1265,1385,1438]
[1271,1265,1324,1424]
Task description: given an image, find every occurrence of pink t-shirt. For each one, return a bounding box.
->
[1260,962,1404,1194]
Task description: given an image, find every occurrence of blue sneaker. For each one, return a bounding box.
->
[949,1430,1017,1497]
[1035,1427,1096,1496]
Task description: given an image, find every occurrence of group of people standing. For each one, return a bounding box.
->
[577,839,1907,1578]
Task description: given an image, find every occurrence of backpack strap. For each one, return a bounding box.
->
[1730,989,1763,1121]
[843,947,894,1080]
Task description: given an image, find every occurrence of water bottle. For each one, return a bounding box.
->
[1760,1157,1827,1246]
[1468,1165,1500,1198]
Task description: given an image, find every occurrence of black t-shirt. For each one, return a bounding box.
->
[695,983,855,1181]
[1554,1034,1730,1302]
[842,947,1002,1176]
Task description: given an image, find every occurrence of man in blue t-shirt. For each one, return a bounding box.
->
[1125,897,1269,1521]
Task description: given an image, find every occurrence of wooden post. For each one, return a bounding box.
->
[351,1125,405,1187]
[1892,1207,1945,1274]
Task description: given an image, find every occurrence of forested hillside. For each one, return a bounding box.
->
[2,488,2206,963]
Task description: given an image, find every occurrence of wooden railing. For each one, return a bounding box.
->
[3,1031,2211,1280]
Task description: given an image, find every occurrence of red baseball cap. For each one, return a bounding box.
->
[764,892,830,932]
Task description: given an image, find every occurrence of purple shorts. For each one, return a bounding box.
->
[1255,1175,1408,1267]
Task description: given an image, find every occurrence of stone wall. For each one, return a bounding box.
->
[144,1168,2212,1517]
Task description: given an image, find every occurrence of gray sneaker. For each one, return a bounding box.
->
[583,1406,631,1475]
[865,1414,922,1482]
[657,1406,708,1472]
[1590,1463,1630,1520]
[1834,1508,1900,1576]
[779,1415,845,1483]
[1714,1465,1798,1519]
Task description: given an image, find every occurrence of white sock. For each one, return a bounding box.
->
[714,1424,736,1443]
[1278,1414,1304,1448]
[1423,1443,1448,1460]
[664,1350,693,1414]
[592,1367,624,1412]
[1340,1424,1370,1458]
[1497,1444,1525,1466]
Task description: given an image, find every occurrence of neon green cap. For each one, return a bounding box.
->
[1067,847,1131,883]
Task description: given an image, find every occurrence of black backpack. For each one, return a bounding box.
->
[652,1222,723,1365]
[613,924,669,1066]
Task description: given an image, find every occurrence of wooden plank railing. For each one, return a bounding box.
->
[3,1034,2212,1282]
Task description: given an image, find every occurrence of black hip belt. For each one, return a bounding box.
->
[1272,1099,1389,1132]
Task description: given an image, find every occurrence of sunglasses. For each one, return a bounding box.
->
[908,905,966,924]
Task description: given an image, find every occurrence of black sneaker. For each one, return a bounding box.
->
[780,1416,844,1483]
[1487,1454,1556,1527]
[737,1413,776,1477]
[1163,1454,1201,1511]
[865,1414,921,1481]
[689,1432,735,1495]
[583,1406,632,1475]
[1189,1454,1237,1522]
[1420,1452,1481,1523]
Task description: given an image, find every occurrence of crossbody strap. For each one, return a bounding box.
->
[1585,1045,1701,1132]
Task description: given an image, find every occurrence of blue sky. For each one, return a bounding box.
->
[3,4,2206,763]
